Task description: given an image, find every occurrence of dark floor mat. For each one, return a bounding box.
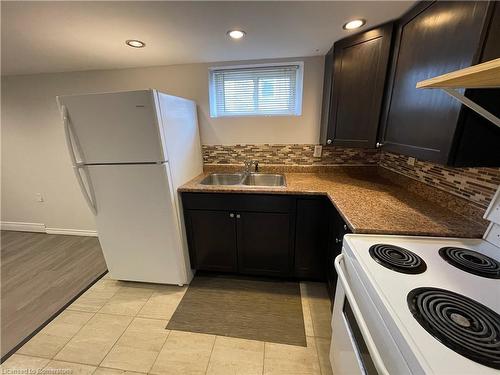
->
[167,274,306,346]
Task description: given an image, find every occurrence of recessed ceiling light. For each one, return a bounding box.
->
[343,19,366,30]
[227,30,246,40]
[125,39,146,48]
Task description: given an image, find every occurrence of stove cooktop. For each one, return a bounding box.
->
[343,234,500,374]
[439,247,500,279]
[408,287,500,370]
[369,243,427,274]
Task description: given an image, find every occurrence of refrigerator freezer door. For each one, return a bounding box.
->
[58,90,166,163]
[87,163,189,284]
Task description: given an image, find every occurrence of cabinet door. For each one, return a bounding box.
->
[326,207,351,307]
[236,212,293,277]
[319,47,334,144]
[381,1,489,163]
[450,2,500,167]
[294,198,328,279]
[185,210,237,272]
[325,23,393,147]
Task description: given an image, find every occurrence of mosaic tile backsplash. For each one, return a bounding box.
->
[202,144,379,166]
[380,152,500,209]
[202,144,500,210]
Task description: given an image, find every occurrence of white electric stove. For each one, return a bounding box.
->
[330,189,500,374]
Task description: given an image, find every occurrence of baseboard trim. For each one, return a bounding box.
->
[0,221,46,233]
[45,228,98,237]
[1,222,97,237]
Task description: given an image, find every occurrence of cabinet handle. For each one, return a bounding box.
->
[376,142,384,148]
[335,238,341,244]
[230,213,234,218]
[327,139,332,144]
[236,214,241,219]
[343,224,348,231]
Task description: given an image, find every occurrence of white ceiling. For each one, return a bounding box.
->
[1,1,415,76]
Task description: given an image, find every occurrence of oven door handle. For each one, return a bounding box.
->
[335,253,390,375]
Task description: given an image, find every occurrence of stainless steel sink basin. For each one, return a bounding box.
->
[199,172,286,187]
[200,173,245,185]
[242,173,286,187]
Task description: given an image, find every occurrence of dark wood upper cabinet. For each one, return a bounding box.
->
[381,1,500,166]
[450,1,500,167]
[320,47,334,144]
[320,23,393,147]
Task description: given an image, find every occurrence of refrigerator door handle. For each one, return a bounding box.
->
[74,165,97,215]
[62,105,97,215]
[62,105,79,167]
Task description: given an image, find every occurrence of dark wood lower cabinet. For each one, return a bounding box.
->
[237,212,293,277]
[185,210,237,273]
[326,207,340,303]
[325,206,351,307]
[294,198,329,279]
[182,192,349,305]
[182,193,296,278]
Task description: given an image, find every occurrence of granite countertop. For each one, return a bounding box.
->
[179,168,487,238]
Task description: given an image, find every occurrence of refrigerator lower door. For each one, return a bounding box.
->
[87,163,189,285]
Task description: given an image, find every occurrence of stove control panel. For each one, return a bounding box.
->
[484,223,500,248]
[484,185,500,226]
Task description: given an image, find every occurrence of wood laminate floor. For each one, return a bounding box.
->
[1,230,107,358]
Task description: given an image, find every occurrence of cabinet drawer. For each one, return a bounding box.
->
[182,193,295,213]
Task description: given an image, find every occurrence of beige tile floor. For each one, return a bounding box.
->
[2,274,333,375]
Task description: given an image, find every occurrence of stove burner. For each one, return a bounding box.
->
[408,287,500,369]
[450,312,472,328]
[369,244,427,274]
[439,247,500,279]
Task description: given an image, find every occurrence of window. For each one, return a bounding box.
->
[209,62,304,118]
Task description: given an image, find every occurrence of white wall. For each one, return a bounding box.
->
[1,56,324,231]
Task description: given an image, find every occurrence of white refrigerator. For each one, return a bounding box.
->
[56,89,202,285]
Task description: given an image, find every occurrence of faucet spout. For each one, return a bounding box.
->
[243,159,259,173]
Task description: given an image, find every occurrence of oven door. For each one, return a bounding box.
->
[330,254,390,375]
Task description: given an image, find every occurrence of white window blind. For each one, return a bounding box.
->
[209,62,303,118]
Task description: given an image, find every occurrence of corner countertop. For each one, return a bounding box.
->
[178,168,487,238]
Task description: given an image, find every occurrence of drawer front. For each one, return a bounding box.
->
[182,193,295,213]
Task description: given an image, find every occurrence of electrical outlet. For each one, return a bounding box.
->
[313,145,323,158]
[35,193,44,202]
[407,157,416,166]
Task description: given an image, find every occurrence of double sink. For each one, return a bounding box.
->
[200,173,286,187]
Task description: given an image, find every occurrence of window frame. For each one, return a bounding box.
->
[208,61,304,118]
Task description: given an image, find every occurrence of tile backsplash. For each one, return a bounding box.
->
[202,144,500,210]
[202,144,379,166]
[380,152,500,209]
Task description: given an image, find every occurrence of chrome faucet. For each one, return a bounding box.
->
[243,160,259,173]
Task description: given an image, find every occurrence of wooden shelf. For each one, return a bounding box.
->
[416,58,500,89]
